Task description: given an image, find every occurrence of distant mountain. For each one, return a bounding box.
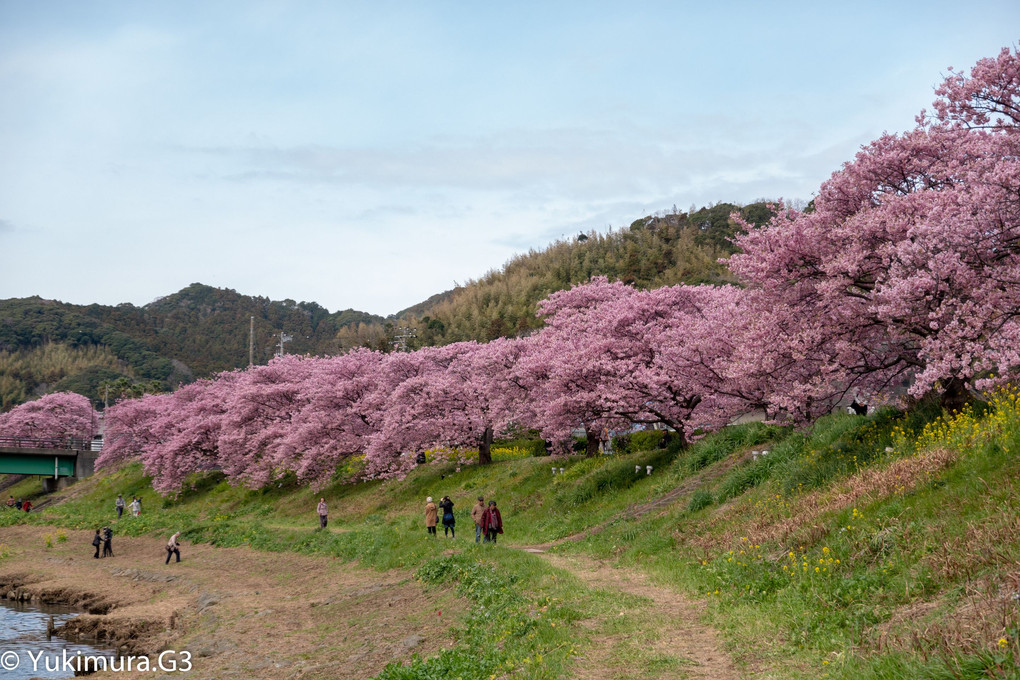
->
[0,285,385,409]
[0,200,774,410]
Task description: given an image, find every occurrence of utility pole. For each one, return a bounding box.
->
[249,316,254,367]
[276,331,293,358]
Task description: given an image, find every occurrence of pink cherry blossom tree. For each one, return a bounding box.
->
[110,376,239,495]
[523,278,640,455]
[98,392,169,468]
[0,392,97,444]
[603,283,761,440]
[372,338,530,468]
[280,348,388,487]
[729,46,1020,416]
[215,355,320,488]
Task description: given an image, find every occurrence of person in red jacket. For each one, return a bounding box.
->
[481,500,503,544]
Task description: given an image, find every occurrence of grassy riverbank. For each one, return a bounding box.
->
[2,391,1019,679]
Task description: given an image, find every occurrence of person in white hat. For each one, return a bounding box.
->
[424,497,438,536]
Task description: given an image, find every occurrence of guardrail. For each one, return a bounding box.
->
[0,436,95,451]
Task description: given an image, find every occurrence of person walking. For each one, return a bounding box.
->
[115,494,125,519]
[481,500,503,544]
[92,530,102,559]
[471,496,486,543]
[165,532,181,564]
[102,527,113,558]
[317,497,328,529]
[439,496,455,538]
[424,497,438,536]
[130,497,141,517]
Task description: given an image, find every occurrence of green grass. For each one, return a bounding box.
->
[4,391,1020,679]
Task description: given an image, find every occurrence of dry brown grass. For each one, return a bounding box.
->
[865,571,1020,663]
[0,525,468,679]
[684,447,959,551]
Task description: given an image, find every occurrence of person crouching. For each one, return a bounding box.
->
[165,532,181,564]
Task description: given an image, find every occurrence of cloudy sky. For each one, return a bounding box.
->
[1,2,1017,316]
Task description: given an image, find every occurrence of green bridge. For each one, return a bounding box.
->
[0,437,99,492]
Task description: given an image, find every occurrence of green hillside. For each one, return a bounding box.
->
[388,201,774,346]
[0,285,386,408]
[4,389,1017,679]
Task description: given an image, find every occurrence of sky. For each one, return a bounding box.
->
[1,2,1018,316]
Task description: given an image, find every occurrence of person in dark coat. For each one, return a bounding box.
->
[439,496,455,538]
[102,527,113,558]
[92,530,102,559]
[481,500,503,544]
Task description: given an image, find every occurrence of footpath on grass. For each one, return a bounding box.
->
[537,551,740,680]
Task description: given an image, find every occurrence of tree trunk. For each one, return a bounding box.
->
[673,428,688,451]
[940,377,971,413]
[584,427,600,457]
[478,425,494,465]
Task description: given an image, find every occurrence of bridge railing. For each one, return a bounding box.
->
[0,436,93,451]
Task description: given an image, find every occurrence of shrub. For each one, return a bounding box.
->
[688,489,713,513]
[493,437,548,457]
[614,430,668,454]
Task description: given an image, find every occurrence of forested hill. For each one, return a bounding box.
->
[0,285,385,409]
[0,200,772,409]
[388,201,774,346]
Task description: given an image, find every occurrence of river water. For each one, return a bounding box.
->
[0,598,115,679]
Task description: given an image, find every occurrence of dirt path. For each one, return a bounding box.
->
[537,552,741,680]
[0,525,466,679]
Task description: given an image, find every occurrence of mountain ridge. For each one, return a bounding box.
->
[0,200,774,408]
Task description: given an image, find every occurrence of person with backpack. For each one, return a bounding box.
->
[481,500,503,544]
[92,530,102,559]
[102,527,113,558]
[424,497,438,536]
[439,496,455,538]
